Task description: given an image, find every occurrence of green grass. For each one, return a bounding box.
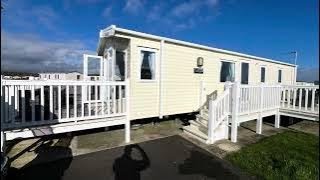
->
[225,131,319,180]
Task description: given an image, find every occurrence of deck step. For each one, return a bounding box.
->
[190,120,208,134]
[196,115,208,125]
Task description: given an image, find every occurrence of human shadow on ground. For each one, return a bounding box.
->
[7,136,73,180]
[113,144,150,180]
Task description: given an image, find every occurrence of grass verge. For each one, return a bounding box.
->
[225,131,319,180]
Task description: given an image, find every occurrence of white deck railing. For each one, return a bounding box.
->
[238,84,282,115]
[207,82,319,143]
[1,80,126,130]
[280,85,319,114]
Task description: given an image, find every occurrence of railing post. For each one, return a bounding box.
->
[275,86,281,128]
[256,85,263,134]
[125,80,130,143]
[207,100,215,144]
[231,81,240,143]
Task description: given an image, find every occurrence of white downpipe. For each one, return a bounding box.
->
[159,40,164,119]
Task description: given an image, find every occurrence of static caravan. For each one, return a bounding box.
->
[96,25,297,121]
[5,25,311,149]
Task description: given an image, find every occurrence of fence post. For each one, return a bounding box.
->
[207,100,215,144]
[256,85,263,134]
[231,81,240,143]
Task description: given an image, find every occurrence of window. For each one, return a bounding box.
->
[115,51,125,81]
[260,67,266,83]
[220,61,235,82]
[140,50,156,80]
[77,75,80,80]
[241,62,249,84]
[278,69,282,83]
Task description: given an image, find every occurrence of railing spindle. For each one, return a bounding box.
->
[58,85,62,120]
[21,86,26,123]
[311,88,315,112]
[66,85,69,118]
[293,88,297,109]
[299,88,302,110]
[95,85,98,115]
[14,86,19,121]
[41,86,44,121]
[305,88,309,111]
[74,85,77,118]
[81,85,85,117]
[107,85,110,114]
[119,86,122,113]
[49,86,53,120]
[31,85,35,122]
[88,85,91,116]
[112,85,116,113]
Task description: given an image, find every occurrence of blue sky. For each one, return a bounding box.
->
[1,0,319,81]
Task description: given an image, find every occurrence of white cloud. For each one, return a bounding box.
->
[123,0,144,14]
[102,6,112,18]
[171,1,201,17]
[144,0,220,32]
[31,5,60,31]
[1,32,95,73]
[171,0,219,17]
[2,1,60,31]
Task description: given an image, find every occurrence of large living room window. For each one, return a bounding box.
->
[220,61,235,82]
[140,49,156,80]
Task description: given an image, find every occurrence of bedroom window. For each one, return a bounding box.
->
[140,50,156,80]
[220,61,235,82]
[261,67,266,83]
[241,62,249,84]
[278,69,282,83]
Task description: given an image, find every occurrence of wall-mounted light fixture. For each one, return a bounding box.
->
[197,57,204,67]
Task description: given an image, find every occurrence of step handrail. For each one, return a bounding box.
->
[207,85,231,143]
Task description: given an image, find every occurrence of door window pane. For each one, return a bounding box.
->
[241,63,249,84]
[220,62,235,82]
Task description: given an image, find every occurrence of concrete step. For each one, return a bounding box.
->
[182,125,208,144]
